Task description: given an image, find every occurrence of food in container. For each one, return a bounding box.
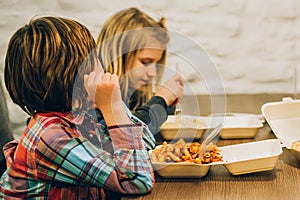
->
[150,139,223,164]
[149,138,223,178]
[149,139,282,178]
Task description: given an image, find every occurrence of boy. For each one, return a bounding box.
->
[0,16,155,199]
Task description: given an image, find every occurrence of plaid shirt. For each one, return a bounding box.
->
[0,106,156,199]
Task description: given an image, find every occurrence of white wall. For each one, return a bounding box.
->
[1,0,300,124]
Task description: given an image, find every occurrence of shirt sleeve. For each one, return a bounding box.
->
[133,96,175,134]
[121,102,156,150]
[35,125,154,195]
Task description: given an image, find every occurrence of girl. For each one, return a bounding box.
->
[97,7,184,134]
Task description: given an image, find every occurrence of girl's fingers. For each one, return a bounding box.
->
[172,74,184,86]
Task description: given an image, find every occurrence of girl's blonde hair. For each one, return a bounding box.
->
[97,7,169,110]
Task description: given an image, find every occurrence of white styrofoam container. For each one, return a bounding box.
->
[159,115,263,140]
[209,112,266,124]
[159,115,207,140]
[150,139,282,177]
[261,97,300,159]
[149,144,223,178]
[150,161,213,178]
[218,116,263,139]
[220,139,282,175]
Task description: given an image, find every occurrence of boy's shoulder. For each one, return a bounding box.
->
[22,112,84,146]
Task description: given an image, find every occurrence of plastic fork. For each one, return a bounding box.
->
[199,124,223,157]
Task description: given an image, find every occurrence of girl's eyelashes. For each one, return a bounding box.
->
[141,60,153,66]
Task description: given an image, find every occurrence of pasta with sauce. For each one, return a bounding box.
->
[150,138,223,164]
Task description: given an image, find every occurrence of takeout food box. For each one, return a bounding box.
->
[218,116,263,139]
[262,97,300,159]
[150,139,282,178]
[159,115,263,140]
[220,139,282,175]
[150,162,213,178]
[149,140,222,178]
[159,115,207,140]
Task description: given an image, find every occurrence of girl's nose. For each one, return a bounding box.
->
[147,63,157,77]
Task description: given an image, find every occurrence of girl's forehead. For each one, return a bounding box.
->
[143,37,165,50]
[137,48,164,57]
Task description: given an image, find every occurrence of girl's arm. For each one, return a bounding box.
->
[132,95,171,135]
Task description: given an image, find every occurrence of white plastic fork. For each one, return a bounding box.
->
[199,124,223,157]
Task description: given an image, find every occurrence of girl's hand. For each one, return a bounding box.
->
[155,74,184,106]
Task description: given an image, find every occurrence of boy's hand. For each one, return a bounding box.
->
[84,71,122,112]
[84,71,131,126]
[154,74,184,106]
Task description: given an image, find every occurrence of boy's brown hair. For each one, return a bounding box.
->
[5,16,97,115]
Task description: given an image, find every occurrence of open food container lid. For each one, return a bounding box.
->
[261,97,300,149]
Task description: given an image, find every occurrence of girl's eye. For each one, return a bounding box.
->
[141,60,153,66]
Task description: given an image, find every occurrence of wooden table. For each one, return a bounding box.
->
[122,124,300,200]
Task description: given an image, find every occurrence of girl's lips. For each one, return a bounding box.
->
[141,80,149,85]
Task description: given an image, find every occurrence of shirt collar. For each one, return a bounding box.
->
[36,109,88,126]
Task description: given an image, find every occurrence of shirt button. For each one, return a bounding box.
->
[89,133,94,138]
